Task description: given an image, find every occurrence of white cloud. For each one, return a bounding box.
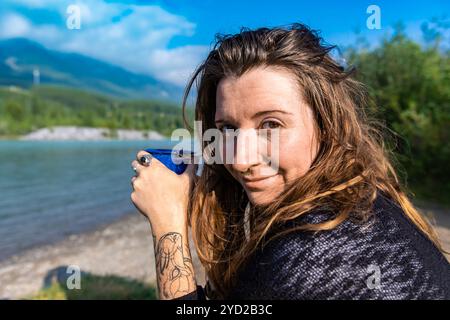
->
[8,0,62,8]
[0,13,31,38]
[0,1,209,88]
[149,45,210,86]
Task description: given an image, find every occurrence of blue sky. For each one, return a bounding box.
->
[0,0,448,87]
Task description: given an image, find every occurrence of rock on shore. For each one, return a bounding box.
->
[21,126,165,141]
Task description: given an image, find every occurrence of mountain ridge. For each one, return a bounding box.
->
[0,38,183,102]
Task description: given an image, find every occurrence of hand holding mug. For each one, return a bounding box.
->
[130,150,196,236]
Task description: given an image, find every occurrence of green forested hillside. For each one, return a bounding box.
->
[346,26,449,203]
[0,85,193,137]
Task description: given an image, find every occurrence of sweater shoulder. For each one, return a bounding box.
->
[231,192,450,299]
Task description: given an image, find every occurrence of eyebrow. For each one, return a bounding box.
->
[215,109,293,124]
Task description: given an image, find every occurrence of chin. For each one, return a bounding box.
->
[245,189,281,207]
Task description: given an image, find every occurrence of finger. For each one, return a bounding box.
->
[131,160,146,175]
[136,150,150,160]
[136,150,168,170]
[136,150,153,166]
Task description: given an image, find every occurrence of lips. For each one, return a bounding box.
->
[242,174,278,190]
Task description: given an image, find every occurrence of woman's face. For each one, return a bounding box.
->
[215,66,319,206]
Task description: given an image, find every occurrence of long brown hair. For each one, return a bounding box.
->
[181,23,442,299]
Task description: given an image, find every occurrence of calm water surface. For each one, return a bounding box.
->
[0,140,177,261]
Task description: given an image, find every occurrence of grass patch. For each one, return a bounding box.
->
[29,273,157,300]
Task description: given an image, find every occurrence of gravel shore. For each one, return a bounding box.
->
[20,126,165,141]
[0,212,206,299]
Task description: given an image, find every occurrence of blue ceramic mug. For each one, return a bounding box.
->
[144,148,195,175]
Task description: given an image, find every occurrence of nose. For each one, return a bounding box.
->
[229,128,261,174]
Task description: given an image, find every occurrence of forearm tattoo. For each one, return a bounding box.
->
[154,232,195,299]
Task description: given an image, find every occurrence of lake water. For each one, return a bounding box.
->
[0,140,178,261]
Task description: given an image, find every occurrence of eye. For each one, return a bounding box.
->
[261,120,281,130]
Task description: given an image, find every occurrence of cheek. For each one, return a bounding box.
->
[277,127,318,181]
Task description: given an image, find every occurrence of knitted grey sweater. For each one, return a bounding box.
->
[177,192,450,300]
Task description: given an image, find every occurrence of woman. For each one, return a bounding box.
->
[130,23,450,300]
